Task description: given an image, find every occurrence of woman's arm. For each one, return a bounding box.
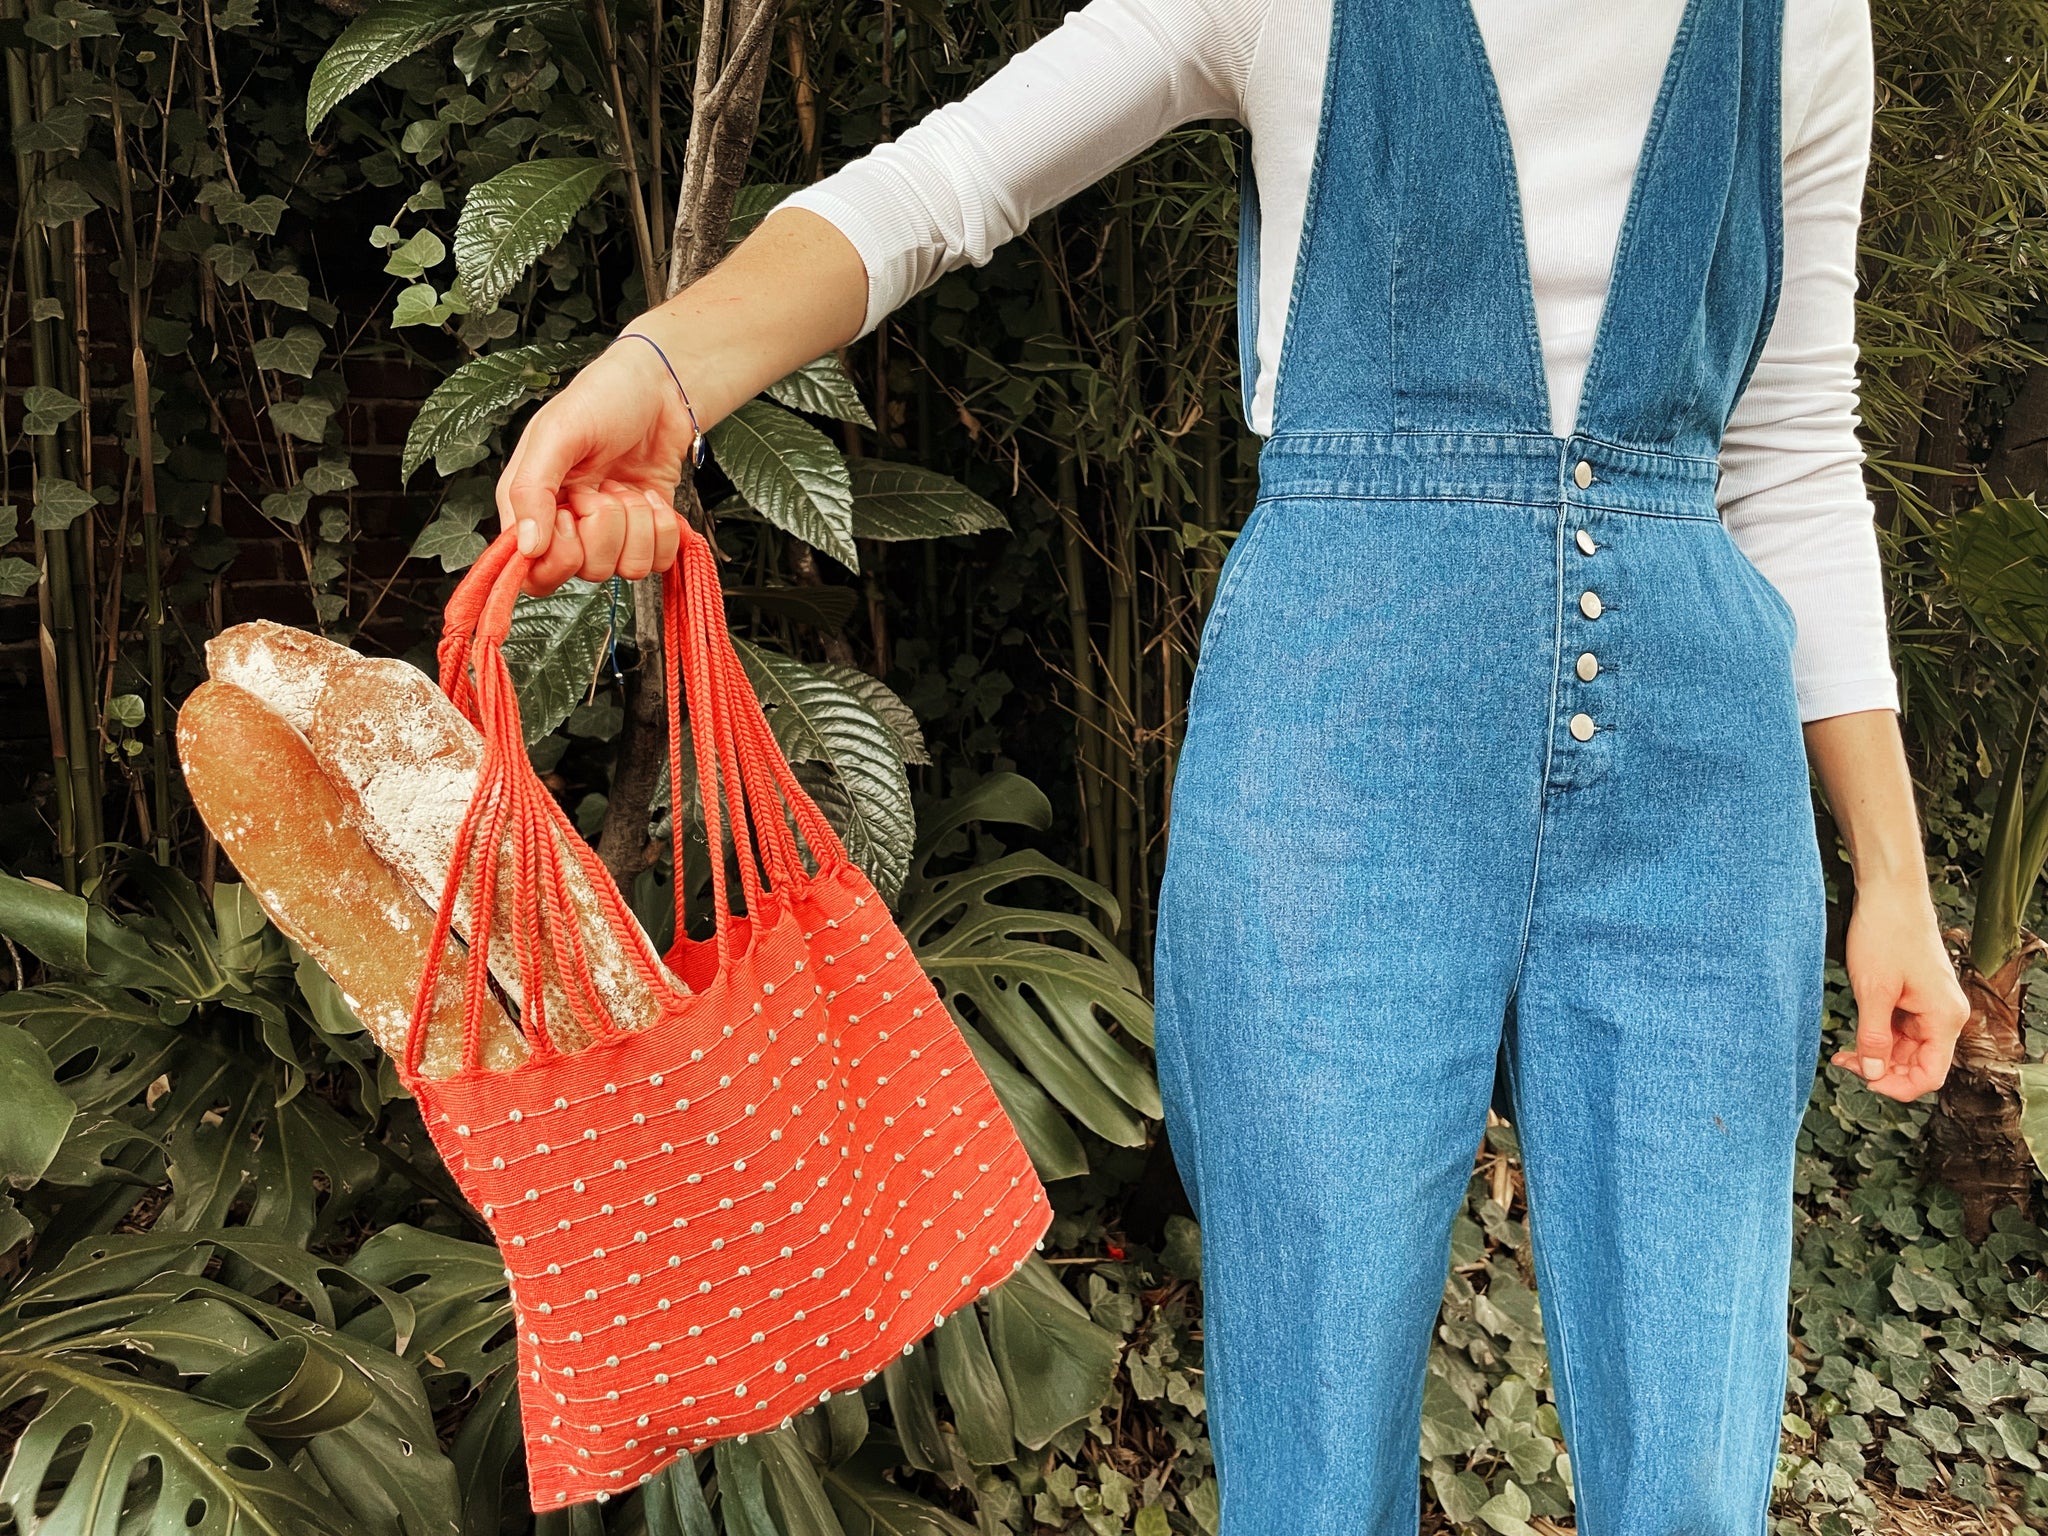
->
[1805,710,1970,1101]
[496,0,1260,588]
[1718,0,1896,723]
[496,209,868,593]
[1726,0,1966,1098]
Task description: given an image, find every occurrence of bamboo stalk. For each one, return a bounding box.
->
[110,87,171,864]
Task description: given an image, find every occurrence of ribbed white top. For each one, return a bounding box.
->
[776,0,1896,720]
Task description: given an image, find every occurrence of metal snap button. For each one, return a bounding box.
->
[1579,591,1603,620]
[1576,528,1597,556]
[1576,651,1599,681]
[1573,460,1594,489]
[1569,713,1596,742]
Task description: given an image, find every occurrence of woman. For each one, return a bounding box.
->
[493,0,1972,1530]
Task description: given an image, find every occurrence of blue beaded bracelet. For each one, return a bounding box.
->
[616,329,707,469]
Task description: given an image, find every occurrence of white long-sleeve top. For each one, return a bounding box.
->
[774,0,1897,720]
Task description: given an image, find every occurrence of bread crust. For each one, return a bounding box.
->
[177,679,525,1076]
[204,621,361,735]
[306,658,675,1051]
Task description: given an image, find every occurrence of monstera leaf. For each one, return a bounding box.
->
[899,775,1157,1166]
[0,1357,358,1535]
[0,1230,457,1536]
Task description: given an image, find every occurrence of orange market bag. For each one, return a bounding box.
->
[402,524,1051,1510]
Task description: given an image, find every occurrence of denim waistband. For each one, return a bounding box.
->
[1255,431,1724,519]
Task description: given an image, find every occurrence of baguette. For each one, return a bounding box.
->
[205,621,361,735]
[177,680,525,1076]
[308,657,674,1049]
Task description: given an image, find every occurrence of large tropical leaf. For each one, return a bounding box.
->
[0,1353,361,1535]
[768,353,874,428]
[898,776,1157,1151]
[402,340,598,482]
[931,1306,1015,1465]
[307,0,573,133]
[847,463,1006,542]
[503,578,617,745]
[810,664,929,766]
[341,1225,513,1390]
[709,400,858,569]
[1940,491,2048,651]
[757,1425,850,1536]
[1,986,374,1244]
[822,1440,976,1536]
[737,641,915,899]
[0,1233,458,1536]
[454,157,610,313]
[0,1025,75,1184]
[982,1258,1120,1451]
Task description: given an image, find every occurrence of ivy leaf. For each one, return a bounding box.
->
[21,385,80,436]
[205,243,259,286]
[32,477,95,532]
[382,228,446,281]
[737,640,914,897]
[848,461,1006,541]
[242,269,311,309]
[0,559,36,598]
[0,506,15,544]
[766,352,874,428]
[307,0,577,134]
[401,339,596,480]
[253,326,324,378]
[300,457,358,495]
[391,283,452,327]
[453,157,609,313]
[268,398,334,444]
[29,175,97,225]
[708,400,858,570]
[409,517,487,573]
[262,488,311,526]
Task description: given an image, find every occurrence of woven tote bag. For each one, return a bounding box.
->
[400,524,1052,1510]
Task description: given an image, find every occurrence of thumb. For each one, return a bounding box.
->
[1853,969,1902,1082]
[497,403,590,558]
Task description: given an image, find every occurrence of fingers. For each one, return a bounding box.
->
[612,479,656,581]
[567,485,629,583]
[524,508,585,597]
[649,490,682,573]
[497,401,592,560]
[1849,967,1902,1086]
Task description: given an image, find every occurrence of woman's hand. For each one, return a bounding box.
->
[1804,709,1971,1102]
[1829,878,1969,1101]
[494,337,691,596]
[492,208,870,596]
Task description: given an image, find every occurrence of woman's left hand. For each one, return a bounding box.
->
[1829,878,1970,1101]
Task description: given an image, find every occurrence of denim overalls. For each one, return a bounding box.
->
[1151,0,1827,1531]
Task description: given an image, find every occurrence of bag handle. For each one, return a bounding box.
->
[406,520,849,1078]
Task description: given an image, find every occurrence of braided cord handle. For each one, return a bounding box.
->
[405,524,850,1079]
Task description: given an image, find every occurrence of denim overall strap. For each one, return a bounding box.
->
[1254,0,1783,453]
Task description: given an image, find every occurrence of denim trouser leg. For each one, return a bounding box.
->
[1153,490,1825,1536]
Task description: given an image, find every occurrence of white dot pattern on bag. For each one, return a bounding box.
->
[418,860,1050,1508]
